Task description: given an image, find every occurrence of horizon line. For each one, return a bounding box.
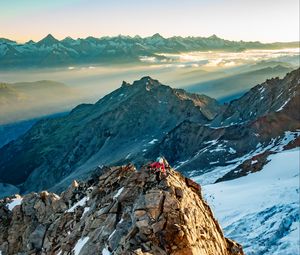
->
[2,33,299,45]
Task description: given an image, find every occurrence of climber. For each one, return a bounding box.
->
[148,156,168,182]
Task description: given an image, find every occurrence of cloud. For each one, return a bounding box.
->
[140,48,299,69]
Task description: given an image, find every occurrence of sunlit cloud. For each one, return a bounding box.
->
[140,48,300,69]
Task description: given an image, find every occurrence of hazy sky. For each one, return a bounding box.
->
[0,0,299,43]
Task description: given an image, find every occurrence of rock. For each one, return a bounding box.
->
[28,224,47,250]
[152,217,166,233]
[185,177,201,193]
[175,187,183,199]
[0,163,244,255]
[72,180,79,188]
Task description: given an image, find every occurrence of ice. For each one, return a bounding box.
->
[202,148,300,255]
[276,98,291,112]
[113,187,124,199]
[108,230,116,240]
[258,86,266,93]
[80,207,90,219]
[73,236,89,255]
[67,197,88,213]
[193,162,241,185]
[7,197,23,211]
[102,248,111,255]
[148,139,158,144]
[229,147,236,154]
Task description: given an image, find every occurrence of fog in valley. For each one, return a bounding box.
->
[0,48,298,127]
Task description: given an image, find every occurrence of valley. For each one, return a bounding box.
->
[1,1,299,254]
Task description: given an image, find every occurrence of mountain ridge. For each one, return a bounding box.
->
[0,34,298,69]
[0,80,80,124]
[0,69,298,196]
[0,76,220,193]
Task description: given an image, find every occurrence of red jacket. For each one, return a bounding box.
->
[149,162,165,173]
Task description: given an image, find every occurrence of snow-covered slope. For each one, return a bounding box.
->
[201,148,300,255]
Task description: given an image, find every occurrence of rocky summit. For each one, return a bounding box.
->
[0,163,243,255]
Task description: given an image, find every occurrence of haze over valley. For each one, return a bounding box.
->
[0,1,299,254]
[0,34,298,125]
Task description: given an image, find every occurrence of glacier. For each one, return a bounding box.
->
[201,148,300,255]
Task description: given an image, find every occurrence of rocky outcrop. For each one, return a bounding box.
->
[0,164,243,255]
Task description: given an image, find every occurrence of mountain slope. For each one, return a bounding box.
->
[212,68,300,126]
[0,77,220,193]
[0,80,79,124]
[186,65,293,101]
[142,69,299,179]
[0,34,298,69]
[0,164,244,255]
[203,148,299,255]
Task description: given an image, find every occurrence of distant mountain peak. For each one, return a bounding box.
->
[63,36,74,41]
[209,34,220,39]
[131,76,161,90]
[0,38,16,44]
[37,34,59,47]
[151,33,164,39]
[121,80,131,87]
[43,33,57,40]
[25,40,35,44]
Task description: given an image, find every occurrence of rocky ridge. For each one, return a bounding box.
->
[0,76,220,193]
[143,68,300,179]
[0,164,243,255]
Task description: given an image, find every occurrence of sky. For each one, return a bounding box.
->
[0,0,299,43]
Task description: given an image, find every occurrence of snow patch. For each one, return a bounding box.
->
[276,98,291,112]
[229,147,237,154]
[7,197,23,211]
[67,197,89,213]
[80,207,90,219]
[108,230,116,240]
[148,139,158,144]
[113,187,124,199]
[193,130,300,184]
[251,160,258,165]
[73,236,89,255]
[102,247,111,255]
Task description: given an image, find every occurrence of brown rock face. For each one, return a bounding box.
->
[0,164,243,255]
